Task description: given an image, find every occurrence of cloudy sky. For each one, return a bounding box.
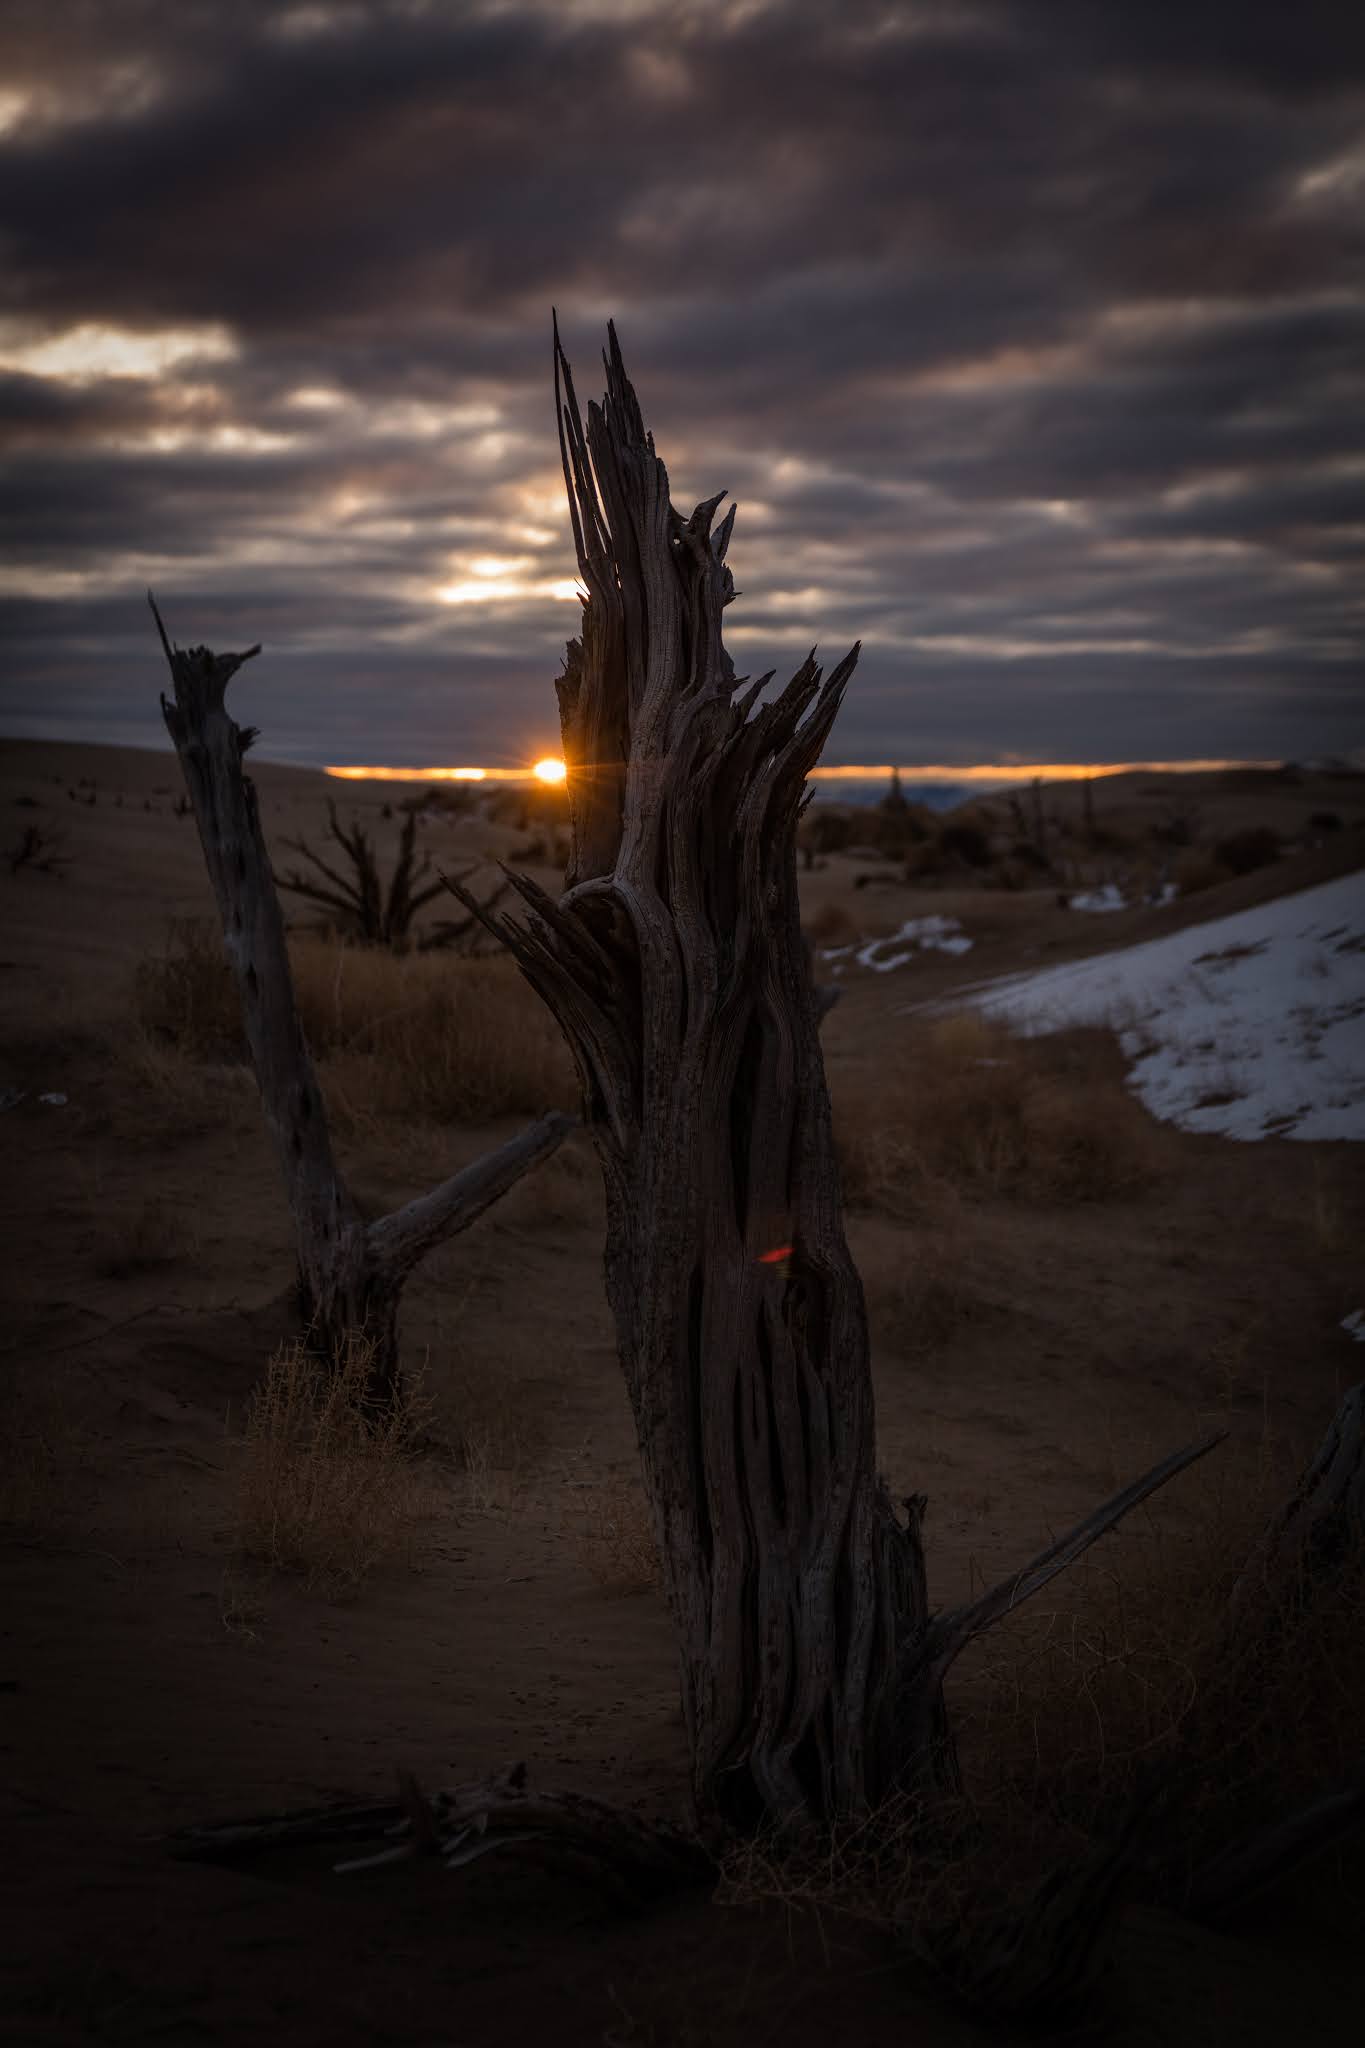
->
[1,0,1361,771]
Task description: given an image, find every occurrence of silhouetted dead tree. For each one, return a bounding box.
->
[449,322,1221,1846]
[151,596,571,1401]
[276,800,508,953]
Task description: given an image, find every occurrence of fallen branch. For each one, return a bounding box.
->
[170,1763,714,1903]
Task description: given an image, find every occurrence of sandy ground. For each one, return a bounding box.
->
[3,738,1364,2045]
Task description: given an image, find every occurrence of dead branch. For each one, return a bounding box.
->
[276,800,506,953]
[921,1430,1227,1686]
[152,592,572,1396]
[170,1764,713,1902]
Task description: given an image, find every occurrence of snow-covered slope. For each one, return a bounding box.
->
[946,871,1365,1141]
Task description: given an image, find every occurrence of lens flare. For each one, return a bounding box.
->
[533,758,567,784]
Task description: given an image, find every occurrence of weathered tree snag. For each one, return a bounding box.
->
[452,325,909,1834]
[152,596,572,1398]
[447,326,1223,1843]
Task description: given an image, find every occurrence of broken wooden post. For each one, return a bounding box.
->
[152,597,572,1400]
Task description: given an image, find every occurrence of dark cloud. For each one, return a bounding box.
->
[1,0,1361,768]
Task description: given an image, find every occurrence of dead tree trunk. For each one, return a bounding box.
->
[152,599,572,1400]
[449,327,1220,1837]
[495,330,902,1832]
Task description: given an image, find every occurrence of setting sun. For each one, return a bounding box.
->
[532,757,567,785]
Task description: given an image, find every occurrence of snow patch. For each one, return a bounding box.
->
[945,872,1365,1142]
[854,917,973,973]
[1070,883,1127,913]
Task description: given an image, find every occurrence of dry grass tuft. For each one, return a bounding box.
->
[565,1472,661,1593]
[132,919,575,1125]
[232,1334,437,1594]
[834,1014,1168,1216]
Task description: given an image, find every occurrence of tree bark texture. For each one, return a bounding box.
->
[154,600,571,1397]
[455,327,923,1833]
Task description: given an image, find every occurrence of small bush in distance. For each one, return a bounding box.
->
[937,819,992,868]
[1213,825,1280,877]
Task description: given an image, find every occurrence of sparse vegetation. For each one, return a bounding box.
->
[720,1447,1365,1993]
[1174,846,1232,896]
[275,798,510,953]
[835,1013,1168,1215]
[132,917,576,1123]
[566,1472,660,1593]
[232,1333,437,1593]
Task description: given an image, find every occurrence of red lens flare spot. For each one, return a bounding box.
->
[758,1245,794,1265]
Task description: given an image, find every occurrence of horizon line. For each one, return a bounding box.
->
[322,757,1284,787]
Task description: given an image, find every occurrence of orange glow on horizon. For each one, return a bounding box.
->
[324,757,1269,787]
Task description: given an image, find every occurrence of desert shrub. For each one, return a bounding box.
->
[834,1014,1166,1214]
[1213,825,1280,876]
[936,818,992,868]
[1006,837,1049,872]
[565,1472,660,1593]
[1174,848,1232,896]
[233,1333,435,1593]
[133,922,575,1123]
[306,946,574,1125]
